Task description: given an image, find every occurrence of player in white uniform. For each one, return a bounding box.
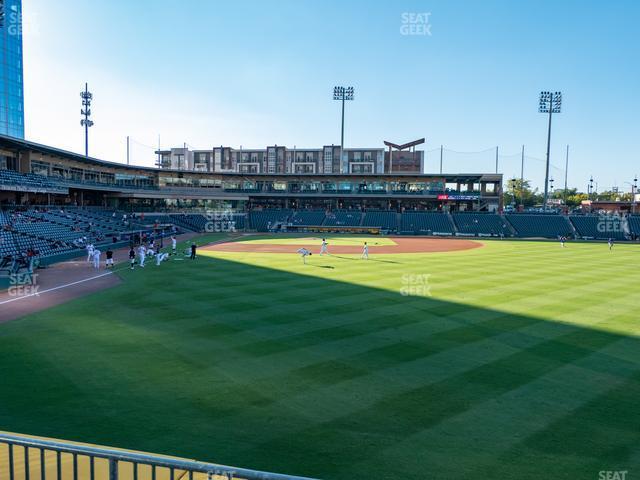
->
[86,243,94,263]
[138,244,147,267]
[297,247,312,264]
[156,249,169,266]
[320,238,329,255]
[171,236,177,255]
[92,248,101,269]
[361,242,369,259]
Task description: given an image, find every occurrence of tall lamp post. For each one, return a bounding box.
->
[539,91,562,211]
[80,83,94,157]
[625,176,638,214]
[333,86,354,164]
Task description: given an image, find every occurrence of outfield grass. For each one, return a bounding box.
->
[0,237,639,479]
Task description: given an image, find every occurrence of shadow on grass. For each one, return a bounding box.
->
[0,253,638,480]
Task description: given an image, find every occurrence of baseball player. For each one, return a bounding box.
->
[129,247,136,270]
[320,238,329,255]
[171,236,177,255]
[105,248,114,268]
[86,243,94,263]
[362,242,369,260]
[92,248,101,269]
[297,247,312,264]
[156,249,169,266]
[138,244,147,267]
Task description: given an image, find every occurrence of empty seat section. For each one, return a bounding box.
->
[362,211,398,231]
[453,213,511,236]
[506,214,573,238]
[400,212,455,235]
[323,211,362,226]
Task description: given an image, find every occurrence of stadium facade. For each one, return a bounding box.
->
[0,135,501,212]
[0,0,25,139]
[156,144,424,174]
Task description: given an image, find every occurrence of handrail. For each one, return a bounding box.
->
[0,433,319,480]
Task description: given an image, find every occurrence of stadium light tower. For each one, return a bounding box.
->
[539,91,562,211]
[80,83,94,157]
[333,86,354,158]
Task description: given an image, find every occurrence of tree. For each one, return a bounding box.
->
[504,178,542,207]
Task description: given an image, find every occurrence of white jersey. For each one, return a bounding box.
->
[138,246,146,256]
[172,238,177,249]
[297,248,310,256]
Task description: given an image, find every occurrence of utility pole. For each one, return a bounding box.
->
[495,146,499,174]
[564,145,569,209]
[520,145,525,209]
[126,136,130,165]
[439,145,443,174]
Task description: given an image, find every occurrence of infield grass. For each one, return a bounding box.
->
[0,236,639,479]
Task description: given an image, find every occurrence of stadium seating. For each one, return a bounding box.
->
[362,211,399,232]
[323,211,362,227]
[628,216,640,237]
[400,212,455,235]
[169,213,244,232]
[505,214,573,238]
[452,213,512,236]
[249,209,292,231]
[570,215,629,240]
[291,210,326,226]
[0,169,66,191]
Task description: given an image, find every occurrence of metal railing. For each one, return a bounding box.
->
[0,433,318,480]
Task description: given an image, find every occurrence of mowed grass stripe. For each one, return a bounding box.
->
[0,239,638,479]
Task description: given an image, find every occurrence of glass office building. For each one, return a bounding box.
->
[0,0,25,138]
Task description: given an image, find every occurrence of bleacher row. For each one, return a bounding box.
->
[0,208,186,265]
[248,210,640,239]
[1,208,638,267]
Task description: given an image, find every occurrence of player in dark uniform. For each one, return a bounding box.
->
[129,247,136,269]
[105,248,114,268]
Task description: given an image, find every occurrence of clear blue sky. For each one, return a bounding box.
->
[23,0,640,192]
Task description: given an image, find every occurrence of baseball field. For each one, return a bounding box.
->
[1,234,639,479]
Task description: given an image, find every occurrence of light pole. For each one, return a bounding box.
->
[539,91,562,211]
[624,177,638,214]
[333,86,354,165]
[588,176,594,201]
[80,83,94,157]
